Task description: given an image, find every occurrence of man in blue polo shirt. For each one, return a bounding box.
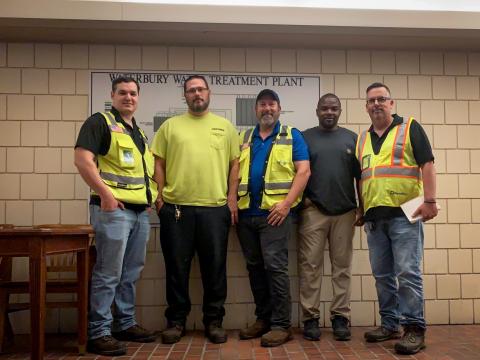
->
[236,89,310,347]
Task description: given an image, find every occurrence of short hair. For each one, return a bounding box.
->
[111,76,140,93]
[183,75,209,93]
[366,82,391,96]
[318,93,341,107]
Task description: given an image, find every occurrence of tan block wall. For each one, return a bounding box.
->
[1,43,480,333]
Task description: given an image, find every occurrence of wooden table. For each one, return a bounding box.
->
[0,225,93,360]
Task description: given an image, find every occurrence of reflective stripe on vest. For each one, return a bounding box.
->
[100,171,145,185]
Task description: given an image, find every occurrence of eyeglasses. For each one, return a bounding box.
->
[185,87,209,95]
[366,96,391,105]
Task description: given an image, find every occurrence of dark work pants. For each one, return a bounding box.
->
[159,203,230,326]
[236,215,292,329]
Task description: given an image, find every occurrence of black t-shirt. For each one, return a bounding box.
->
[302,126,361,215]
[75,107,148,211]
[364,114,435,221]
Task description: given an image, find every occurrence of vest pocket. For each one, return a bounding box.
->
[116,137,136,169]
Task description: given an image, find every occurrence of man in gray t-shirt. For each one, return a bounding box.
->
[298,93,363,342]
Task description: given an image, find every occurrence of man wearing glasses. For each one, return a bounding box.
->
[151,75,240,344]
[357,82,437,355]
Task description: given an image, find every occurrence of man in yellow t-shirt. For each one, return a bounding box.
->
[151,75,240,345]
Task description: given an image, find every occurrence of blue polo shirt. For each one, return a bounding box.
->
[240,121,309,217]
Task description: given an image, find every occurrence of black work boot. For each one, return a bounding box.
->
[205,319,227,344]
[87,335,127,356]
[161,322,186,344]
[239,319,270,340]
[364,326,401,342]
[394,325,426,355]
[331,316,351,341]
[112,324,157,343]
[303,318,321,341]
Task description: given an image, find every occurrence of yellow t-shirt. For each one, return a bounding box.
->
[151,112,240,206]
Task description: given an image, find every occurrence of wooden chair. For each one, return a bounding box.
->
[0,224,96,353]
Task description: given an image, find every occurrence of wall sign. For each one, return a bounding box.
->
[90,71,321,141]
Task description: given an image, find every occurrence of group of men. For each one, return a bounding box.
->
[74,75,437,357]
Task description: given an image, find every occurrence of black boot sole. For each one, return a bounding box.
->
[395,342,426,354]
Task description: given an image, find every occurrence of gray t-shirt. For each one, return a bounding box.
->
[302,126,361,215]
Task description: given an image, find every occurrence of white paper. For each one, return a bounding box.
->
[400,195,440,223]
[401,196,424,223]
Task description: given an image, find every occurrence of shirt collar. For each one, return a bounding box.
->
[252,120,281,140]
[111,106,136,130]
[368,114,402,134]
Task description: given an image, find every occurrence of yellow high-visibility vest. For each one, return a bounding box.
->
[356,117,423,213]
[94,112,158,205]
[238,124,301,210]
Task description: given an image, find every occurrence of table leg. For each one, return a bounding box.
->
[77,249,88,355]
[29,255,46,360]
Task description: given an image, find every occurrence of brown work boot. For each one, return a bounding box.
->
[394,325,426,355]
[205,319,228,344]
[239,319,270,340]
[260,328,293,347]
[161,323,186,344]
[87,335,127,356]
[112,324,157,343]
[364,326,401,342]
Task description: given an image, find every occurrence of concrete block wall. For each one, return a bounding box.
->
[1,43,479,333]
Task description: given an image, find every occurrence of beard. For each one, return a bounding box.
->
[259,113,277,128]
[188,97,210,113]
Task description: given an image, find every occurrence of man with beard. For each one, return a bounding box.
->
[236,89,310,347]
[151,75,239,344]
[298,93,362,342]
[358,82,437,355]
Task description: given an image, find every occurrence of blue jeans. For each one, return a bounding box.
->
[365,216,426,330]
[88,205,150,340]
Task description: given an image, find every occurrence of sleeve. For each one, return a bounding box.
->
[409,120,435,166]
[228,123,240,161]
[75,113,110,156]
[151,121,168,159]
[291,128,310,162]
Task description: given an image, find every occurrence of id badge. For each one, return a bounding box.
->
[362,154,371,170]
[122,149,134,166]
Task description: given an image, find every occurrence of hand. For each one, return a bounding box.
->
[227,195,238,225]
[267,200,291,226]
[155,196,164,215]
[353,207,365,226]
[100,192,124,211]
[412,202,438,222]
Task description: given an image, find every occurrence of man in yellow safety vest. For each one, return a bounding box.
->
[357,82,438,355]
[75,77,158,356]
[236,89,310,347]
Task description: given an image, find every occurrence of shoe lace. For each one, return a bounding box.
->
[100,335,117,343]
[209,320,222,328]
[132,324,147,331]
[333,317,349,328]
[404,325,422,342]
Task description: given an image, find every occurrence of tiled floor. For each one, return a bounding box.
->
[0,325,479,360]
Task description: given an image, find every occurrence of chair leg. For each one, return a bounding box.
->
[0,289,11,353]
